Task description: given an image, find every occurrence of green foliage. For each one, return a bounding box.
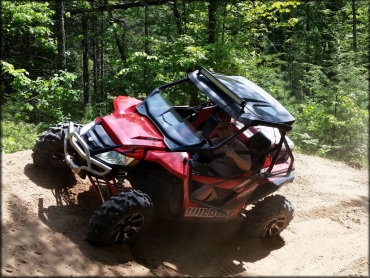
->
[2,1,57,76]
[102,0,303,106]
[288,50,368,166]
[2,1,55,50]
[2,61,82,123]
[1,0,368,168]
[1,120,48,154]
[114,51,164,97]
[291,95,368,164]
[81,100,115,123]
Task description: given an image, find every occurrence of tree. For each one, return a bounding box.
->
[171,0,184,35]
[144,3,149,54]
[208,0,218,43]
[82,12,90,106]
[352,0,357,50]
[106,3,127,61]
[1,0,367,165]
[55,0,66,70]
[90,1,98,103]
[1,1,57,78]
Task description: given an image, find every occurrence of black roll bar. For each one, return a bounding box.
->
[173,124,249,152]
[266,130,286,174]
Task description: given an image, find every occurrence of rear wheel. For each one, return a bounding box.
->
[243,195,294,238]
[87,190,154,246]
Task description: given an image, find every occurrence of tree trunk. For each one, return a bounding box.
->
[208,0,218,43]
[0,0,4,104]
[82,13,90,106]
[352,0,357,50]
[90,1,98,104]
[143,4,149,93]
[100,15,104,101]
[55,0,66,70]
[0,0,2,60]
[221,1,227,42]
[144,4,149,53]
[114,31,126,60]
[105,0,127,60]
[100,39,104,101]
[305,1,311,64]
[171,0,183,35]
[92,43,97,105]
[182,0,187,34]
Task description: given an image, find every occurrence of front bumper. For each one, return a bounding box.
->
[64,122,112,176]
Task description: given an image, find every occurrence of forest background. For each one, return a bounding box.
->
[0,0,368,167]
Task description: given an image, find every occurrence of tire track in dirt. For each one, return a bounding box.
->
[296,199,368,223]
[335,256,368,276]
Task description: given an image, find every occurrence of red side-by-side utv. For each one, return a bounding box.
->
[32,67,295,246]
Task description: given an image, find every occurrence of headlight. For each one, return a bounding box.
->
[95,151,135,166]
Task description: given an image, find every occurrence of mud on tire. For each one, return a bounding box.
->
[32,122,82,171]
[243,195,294,238]
[87,190,154,246]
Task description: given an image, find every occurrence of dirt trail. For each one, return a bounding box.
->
[1,150,368,276]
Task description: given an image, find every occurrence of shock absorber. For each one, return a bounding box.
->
[116,170,128,192]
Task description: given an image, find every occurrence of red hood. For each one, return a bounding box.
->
[99,96,166,149]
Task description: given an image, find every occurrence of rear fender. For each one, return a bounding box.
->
[245,170,295,205]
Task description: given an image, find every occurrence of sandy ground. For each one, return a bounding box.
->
[1,150,368,276]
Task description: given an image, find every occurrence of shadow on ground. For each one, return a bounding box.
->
[130,220,286,276]
[24,163,286,276]
[24,163,78,190]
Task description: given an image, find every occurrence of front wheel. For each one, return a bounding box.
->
[87,190,154,246]
[32,122,82,170]
[243,195,294,238]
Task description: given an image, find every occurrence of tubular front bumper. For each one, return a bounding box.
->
[64,122,112,176]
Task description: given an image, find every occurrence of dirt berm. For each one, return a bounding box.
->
[2,150,368,276]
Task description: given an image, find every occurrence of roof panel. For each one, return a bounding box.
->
[188,67,295,131]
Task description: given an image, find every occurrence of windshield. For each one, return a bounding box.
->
[146,92,204,147]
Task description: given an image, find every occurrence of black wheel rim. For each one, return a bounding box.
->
[111,212,145,243]
[262,216,287,237]
[51,147,67,167]
[51,145,76,167]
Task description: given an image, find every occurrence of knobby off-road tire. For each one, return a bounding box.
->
[87,190,154,246]
[243,195,294,238]
[32,122,82,171]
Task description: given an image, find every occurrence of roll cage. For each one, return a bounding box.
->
[136,66,295,177]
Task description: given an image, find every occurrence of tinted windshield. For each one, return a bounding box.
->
[146,92,204,147]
